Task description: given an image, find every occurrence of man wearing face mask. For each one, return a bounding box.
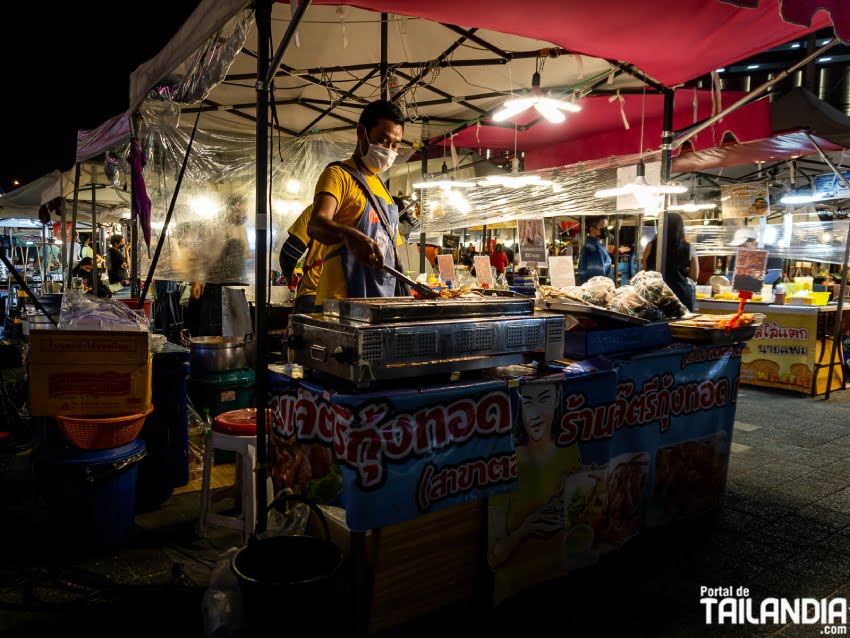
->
[577,215,612,285]
[307,100,405,304]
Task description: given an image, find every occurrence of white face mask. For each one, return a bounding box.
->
[361,139,397,174]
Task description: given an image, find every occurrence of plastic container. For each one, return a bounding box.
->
[136,344,191,510]
[231,494,344,634]
[794,276,814,291]
[695,285,712,299]
[188,368,255,418]
[37,438,146,551]
[55,405,154,450]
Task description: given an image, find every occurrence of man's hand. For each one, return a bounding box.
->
[345,230,383,269]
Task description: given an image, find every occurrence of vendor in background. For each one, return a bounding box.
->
[279,205,323,314]
[107,234,129,285]
[643,212,697,311]
[504,243,515,267]
[307,100,405,304]
[577,215,611,285]
[459,243,477,268]
[489,243,510,275]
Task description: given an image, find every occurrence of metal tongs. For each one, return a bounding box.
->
[383,264,440,299]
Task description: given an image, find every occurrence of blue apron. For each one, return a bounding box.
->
[325,163,399,298]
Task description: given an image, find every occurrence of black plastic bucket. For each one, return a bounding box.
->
[231,495,344,629]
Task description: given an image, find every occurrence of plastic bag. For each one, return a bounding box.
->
[630,270,688,318]
[608,285,666,321]
[259,499,310,540]
[187,403,206,482]
[202,547,244,638]
[59,290,150,331]
[580,276,616,307]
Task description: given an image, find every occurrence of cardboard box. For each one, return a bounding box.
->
[29,354,152,417]
[28,329,149,366]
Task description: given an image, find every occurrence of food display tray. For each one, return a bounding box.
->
[668,323,757,345]
[541,300,649,326]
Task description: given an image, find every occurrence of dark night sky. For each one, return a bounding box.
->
[0,1,200,194]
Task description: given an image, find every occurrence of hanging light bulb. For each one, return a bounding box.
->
[413,161,475,190]
[594,160,687,199]
[481,157,552,189]
[492,71,581,124]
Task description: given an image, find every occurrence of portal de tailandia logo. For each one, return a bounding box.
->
[701,586,848,635]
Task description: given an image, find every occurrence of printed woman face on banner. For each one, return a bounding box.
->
[518,382,559,446]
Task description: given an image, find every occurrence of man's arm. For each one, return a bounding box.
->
[279,233,308,285]
[307,192,383,269]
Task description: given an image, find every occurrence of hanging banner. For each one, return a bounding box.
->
[517,219,547,265]
[441,233,460,250]
[271,378,520,531]
[488,345,742,604]
[548,255,576,288]
[740,309,819,393]
[812,170,850,201]
[721,182,770,218]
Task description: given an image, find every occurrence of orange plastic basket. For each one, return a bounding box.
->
[55,405,154,450]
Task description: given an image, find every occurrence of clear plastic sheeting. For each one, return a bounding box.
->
[148,9,254,105]
[133,131,356,284]
[683,218,850,265]
[419,165,618,235]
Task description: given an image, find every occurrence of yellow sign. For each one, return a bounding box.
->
[721,181,769,218]
[739,312,817,392]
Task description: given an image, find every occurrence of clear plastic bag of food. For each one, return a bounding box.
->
[59,289,150,331]
[580,276,616,307]
[608,285,666,321]
[630,270,687,318]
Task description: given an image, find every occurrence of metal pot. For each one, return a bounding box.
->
[189,334,255,376]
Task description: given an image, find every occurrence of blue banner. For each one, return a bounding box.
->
[487,344,743,604]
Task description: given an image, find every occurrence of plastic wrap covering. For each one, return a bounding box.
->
[418,165,618,235]
[131,96,418,283]
[59,290,151,332]
[684,218,850,265]
[148,9,254,105]
[580,276,616,307]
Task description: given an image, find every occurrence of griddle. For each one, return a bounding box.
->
[322,296,535,324]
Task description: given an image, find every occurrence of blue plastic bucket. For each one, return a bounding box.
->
[137,345,191,510]
[38,438,146,552]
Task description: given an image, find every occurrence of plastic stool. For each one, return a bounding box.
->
[197,408,272,544]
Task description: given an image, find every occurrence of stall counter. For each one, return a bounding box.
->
[268,339,745,631]
[695,298,845,395]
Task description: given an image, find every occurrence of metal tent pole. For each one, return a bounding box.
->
[804,131,850,400]
[91,183,98,295]
[60,198,68,287]
[657,88,675,275]
[67,164,81,289]
[419,141,428,275]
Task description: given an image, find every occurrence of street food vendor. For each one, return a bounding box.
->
[577,215,612,285]
[307,100,405,304]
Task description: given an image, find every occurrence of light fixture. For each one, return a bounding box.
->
[747,64,760,70]
[780,192,823,204]
[481,158,552,189]
[285,179,301,194]
[413,161,476,190]
[594,160,687,199]
[492,69,581,124]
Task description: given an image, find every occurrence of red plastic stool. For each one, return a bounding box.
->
[197,408,272,543]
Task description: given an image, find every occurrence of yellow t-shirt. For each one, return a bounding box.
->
[286,205,323,300]
[313,159,394,303]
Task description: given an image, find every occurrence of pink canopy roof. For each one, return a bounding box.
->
[435,90,772,171]
[299,0,840,86]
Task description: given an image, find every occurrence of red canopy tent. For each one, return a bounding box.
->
[434,90,773,171]
[295,0,842,87]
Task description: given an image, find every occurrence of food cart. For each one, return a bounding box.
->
[267,281,751,631]
[695,298,845,396]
